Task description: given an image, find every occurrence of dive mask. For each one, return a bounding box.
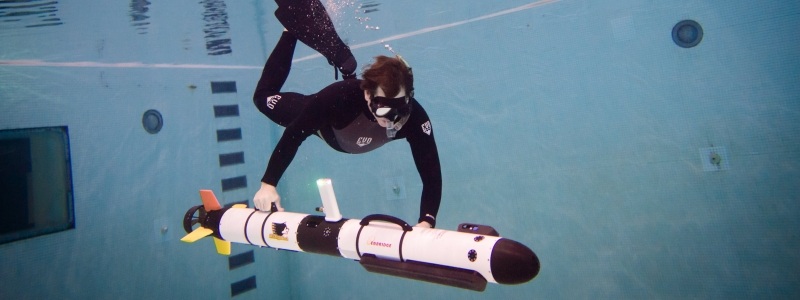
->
[369,94,411,123]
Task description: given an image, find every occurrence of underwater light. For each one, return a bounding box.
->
[672,20,703,48]
[142,109,163,134]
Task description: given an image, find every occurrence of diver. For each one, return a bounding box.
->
[252,0,442,228]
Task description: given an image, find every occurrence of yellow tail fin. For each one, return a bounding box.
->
[181,227,213,243]
[214,238,231,255]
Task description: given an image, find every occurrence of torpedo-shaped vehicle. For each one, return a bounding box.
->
[181,179,540,291]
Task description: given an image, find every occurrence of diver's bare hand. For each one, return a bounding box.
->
[253,183,284,212]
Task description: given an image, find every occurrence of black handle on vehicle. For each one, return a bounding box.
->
[359,214,413,232]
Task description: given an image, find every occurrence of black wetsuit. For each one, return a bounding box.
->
[253,32,442,227]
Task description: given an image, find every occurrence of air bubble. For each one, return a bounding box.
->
[384,44,397,55]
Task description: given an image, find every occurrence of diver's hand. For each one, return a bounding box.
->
[253,183,284,212]
[414,221,432,229]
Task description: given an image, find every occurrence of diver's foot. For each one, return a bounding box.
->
[275,0,356,76]
[337,53,357,76]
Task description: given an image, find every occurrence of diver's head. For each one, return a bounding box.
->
[365,86,410,128]
[361,55,414,129]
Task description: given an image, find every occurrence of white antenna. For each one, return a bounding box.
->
[316,178,342,222]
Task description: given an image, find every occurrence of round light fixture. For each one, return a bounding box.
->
[142,109,163,134]
[672,20,703,48]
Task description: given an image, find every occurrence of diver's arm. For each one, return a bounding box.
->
[257,95,332,211]
[406,114,442,228]
[254,127,307,211]
[260,124,311,186]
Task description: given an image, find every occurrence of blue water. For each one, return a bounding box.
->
[1,0,799,299]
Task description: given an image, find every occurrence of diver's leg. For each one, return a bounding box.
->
[253,31,307,127]
[254,30,296,100]
[255,92,306,127]
[274,0,356,76]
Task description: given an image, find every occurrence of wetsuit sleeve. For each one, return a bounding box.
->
[261,91,331,186]
[260,81,358,186]
[405,103,442,228]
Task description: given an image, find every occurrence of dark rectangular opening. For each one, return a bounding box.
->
[1,138,32,234]
[230,276,257,296]
[0,126,75,244]
[210,81,237,94]
[221,176,247,191]
[216,128,242,142]
[229,250,255,270]
[219,152,244,166]
[214,105,239,118]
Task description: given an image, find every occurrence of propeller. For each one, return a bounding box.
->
[180,190,240,255]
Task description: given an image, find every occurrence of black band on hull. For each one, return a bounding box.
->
[203,208,229,240]
[296,215,349,256]
[243,210,258,245]
[260,211,276,247]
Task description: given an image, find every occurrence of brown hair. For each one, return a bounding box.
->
[360,55,412,98]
